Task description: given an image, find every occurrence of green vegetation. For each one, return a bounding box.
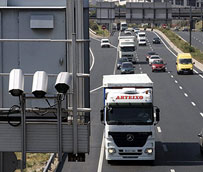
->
[89,20,110,37]
[195,20,203,31]
[15,153,52,172]
[159,28,203,63]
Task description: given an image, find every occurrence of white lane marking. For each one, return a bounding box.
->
[162,144,168,152]
[175,80,178,83]
[97,134,104,172]
[171,75,174,78]
[139,67,142,70]
[191,102,196,106]
[89,48,95,72]
[184,93,188,97]
[153,31,177,57]
[170,169,175,172]
[199,74,203,78]
[179,86,183,90]
[168,71,170,74]
[90,86,103,93]
[193,69,198,73]
[140,71,143,74]
[200,112,203,117]
[157,127,162,133]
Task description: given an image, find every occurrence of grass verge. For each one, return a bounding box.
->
[159,28,203,64]
[89,20,110,37]
[15,153,51,172]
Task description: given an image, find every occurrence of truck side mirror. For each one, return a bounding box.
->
[156,108,160,122]
[193,62,195,64]
[176,62,177,65]
[100,109,104,124]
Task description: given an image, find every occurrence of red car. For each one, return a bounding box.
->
[151,60,166,72]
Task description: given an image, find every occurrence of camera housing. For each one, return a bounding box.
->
[9,69,24,96]
[55,72,72,94]
[32,71,48,98]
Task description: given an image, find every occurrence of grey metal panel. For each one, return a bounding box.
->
[18,10,66,107]
[2,10,20,107]
[30,15,54,29]
[0,123,89,153]
[0,0,7,6]
[0,12,2,107]
[8,0,66,7]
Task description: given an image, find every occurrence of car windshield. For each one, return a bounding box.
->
[148,52,156,55]
[122,63,133,68]
[151,56,160,59]
[106,104,153,125]
[102,40,109,43]
[139,34,145,37]
[179,59,192,64]
[120,58,128,62]
[154,38,159,40]
[122,24,127,27]
[140,39,146,41]
[153,60,164,64]
[121,47,135,52]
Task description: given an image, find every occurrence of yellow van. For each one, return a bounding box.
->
[176,53,194,74]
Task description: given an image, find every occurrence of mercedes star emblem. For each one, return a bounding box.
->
[126,134,134,142]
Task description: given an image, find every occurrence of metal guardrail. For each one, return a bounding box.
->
[43,153,56,172]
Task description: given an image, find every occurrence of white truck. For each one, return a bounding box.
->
[100,74,160,163]
[137,32,147,46]
[118,36,136,63]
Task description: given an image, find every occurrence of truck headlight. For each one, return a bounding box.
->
[145,148,153,154]
[108,148,116,154]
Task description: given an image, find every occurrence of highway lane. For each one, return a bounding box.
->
[175,31,203,52]
[62,30,203,172]
[61,36,117,172]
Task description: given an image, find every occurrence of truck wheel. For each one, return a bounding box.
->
[177,71,180,75]
[107,160,113,165]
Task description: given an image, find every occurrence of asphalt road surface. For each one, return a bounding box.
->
[61,30,203,172]
[175,31,203,52]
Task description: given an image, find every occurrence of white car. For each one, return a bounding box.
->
[101,39,110,48]
[149,55,161,65]
[138,39,146,46]
[124,29,132,35]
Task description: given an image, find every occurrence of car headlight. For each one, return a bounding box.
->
[108,148,116,154]
[145,148,153,154]
[152,65,156,68]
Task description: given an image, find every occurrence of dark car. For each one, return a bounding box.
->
[153,37,161,44]
[146,51,158,62]
[121,62,134,74]
[117,57,129,69]
[151,60,166,72]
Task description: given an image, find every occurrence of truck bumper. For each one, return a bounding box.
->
[105,147,155,161]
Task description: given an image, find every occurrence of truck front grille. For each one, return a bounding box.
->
[109,132,152,147]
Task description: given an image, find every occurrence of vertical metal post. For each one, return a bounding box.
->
[21,94,26,171]
[189,4,192,46]
[72,32,78,155]
[57,94,62,162]
[0,152,3,172]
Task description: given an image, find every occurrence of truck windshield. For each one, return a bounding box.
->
[106,104,153,125]
[179,59,192,64]
[121,47,135,52]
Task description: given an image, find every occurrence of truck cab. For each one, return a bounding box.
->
[101,74,160,163]
[118,36,136,63]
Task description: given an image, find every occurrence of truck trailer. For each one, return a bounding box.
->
[100,74,160,163]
